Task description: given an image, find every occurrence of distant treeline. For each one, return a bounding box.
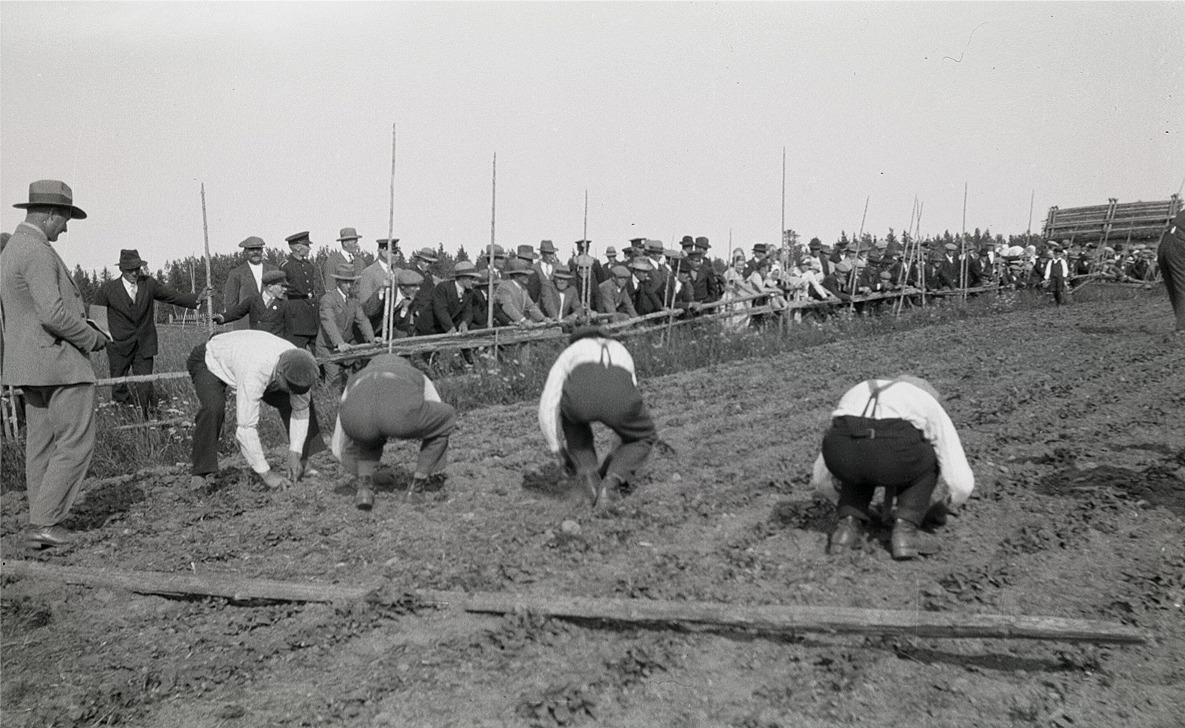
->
[71,229,1030,323]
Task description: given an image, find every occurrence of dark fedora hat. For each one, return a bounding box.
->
[752,243,768,254]
[680,235,695,247]
[694,236,710,249]
[505,258,533,276]
[337,227,361,241]
[539,240,557,254]
[14,180,87,219]
[516,244,537,261]
[118,249,146,271]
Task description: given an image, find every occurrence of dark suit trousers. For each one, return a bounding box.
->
[188,343,325,476]
[821,415,937,526]
[1158,232,1185,331]
[560,362,656,485]
[108,344,155,411]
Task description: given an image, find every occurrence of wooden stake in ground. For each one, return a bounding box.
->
[200,184,213,334]
[487,153,497,332]
[385,123,397,352]
[847,195,870,304]
[960,181,969,302]
[1,560,1148,645]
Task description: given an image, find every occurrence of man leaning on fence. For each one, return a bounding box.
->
[92,248,206,415]
[1,180,107,548]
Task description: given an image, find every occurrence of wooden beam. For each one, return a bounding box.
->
[1,560,1148,644]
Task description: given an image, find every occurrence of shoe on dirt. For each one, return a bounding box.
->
[828,516,864,554]
[890,519,941,560]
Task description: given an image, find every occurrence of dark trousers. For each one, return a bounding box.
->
[561,362,657,485]
[108,345,156,413]
[1049,276,1068,305]
[187,342,324,476]
[1159,234,1185,331]
[821,415,937,526]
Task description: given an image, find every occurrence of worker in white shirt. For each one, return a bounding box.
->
[810,375,975,560]
[187,330,325,490]
[538,327,657,506]
[330,354,456,510]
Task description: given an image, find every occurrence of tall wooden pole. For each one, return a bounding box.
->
[487,153,496,330]
[780,146,786,252]
[960,182,969,301]
[581,189,590,314]
[200,184,213,334]
[847,195,870,299]
[383,124,397,352]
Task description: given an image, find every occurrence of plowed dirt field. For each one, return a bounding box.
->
[3,290,1183,727]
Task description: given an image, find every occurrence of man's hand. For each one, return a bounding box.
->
[91,333,108,352]
[260,470,287,489]
[336,342,351,353]
[212,313,225,324]
[285,452,304,482]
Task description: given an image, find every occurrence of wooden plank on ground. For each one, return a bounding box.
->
[1,560,1148,644]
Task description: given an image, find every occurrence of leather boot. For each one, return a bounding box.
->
[828,516,864,554]
[891,518,941,560]
[354,475,375,511]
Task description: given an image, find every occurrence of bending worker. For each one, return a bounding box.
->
[330,354,456,510]
[810,375,974,560]
[187,330,324,490]
[538,326,657,506]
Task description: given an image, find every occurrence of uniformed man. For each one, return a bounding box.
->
[538,327,658,506]
[331,354,456,509]
[811,375,974,559]
[281,231,323,351]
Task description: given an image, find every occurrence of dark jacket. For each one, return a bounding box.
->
[92,276,200,359]
[430,280,476,334]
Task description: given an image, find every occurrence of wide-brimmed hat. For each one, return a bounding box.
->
[239,236,265,250]
[808,238,823,250]
[645,239,664,253]
[553,269,574,281]
[539,240,557,254]
[413,247,438,262]
[337,227,361,242]
[285,231,312,246]
[262,270,289,286]
[505,258,533,276]
[13,180,87,219]
[453,261,481,278]
[605,246,617,256]
[331,263,360,281]
[516,244,537,261]
[118,249,146,271]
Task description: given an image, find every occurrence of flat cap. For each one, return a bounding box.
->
[239,236,265,249]
[610,265,632,277]
[262,270,288,285]
[331,263,359,281]
[453,261,481,278]
[395,269,424,286]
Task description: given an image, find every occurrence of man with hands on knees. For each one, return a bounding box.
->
[187,330,325,491]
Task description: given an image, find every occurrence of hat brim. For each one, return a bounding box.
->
[333,275,360,281]
[119,260,146,271]
[14,202,87,219]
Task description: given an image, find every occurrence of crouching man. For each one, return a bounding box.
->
[187,330,325,490]
[538,326,657,507]
[330,354,456,510]
[810,375,974,559]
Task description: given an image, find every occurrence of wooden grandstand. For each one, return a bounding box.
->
[1042,195,1180,249]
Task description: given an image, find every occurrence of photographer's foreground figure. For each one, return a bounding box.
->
[187,330,325,490]
[330,354,456,510]
[539,327,657,506]
[810,375,974,560]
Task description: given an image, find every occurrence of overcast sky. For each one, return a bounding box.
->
[2,2,1182,272]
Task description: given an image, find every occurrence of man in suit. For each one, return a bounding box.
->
[1157,209,1185,333]
[91,249,206,414]
[628,258,665,316]
[570,254,603,315]
[429,261,481,334]
[215,269,297,342]
[527,240,562,307]
[597,264,639,322]
[221,237,279,330]
[321,227,373,292]
[408,247,441,336]
[545,269,586,324]
[357,237,400,337]
[1042,244,1071,306]
[281,231,323,352]
[317,264,377,388]
[494,259,546,325]
[1,180,107,548]
[935,243,962,290]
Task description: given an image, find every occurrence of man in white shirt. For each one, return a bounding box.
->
[811,375,975,559]
[538,327,657,506]
[187,330,325,490]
